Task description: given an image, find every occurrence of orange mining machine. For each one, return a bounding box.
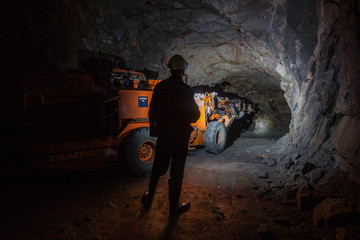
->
[190,91,254,154]
[13,69,253,175]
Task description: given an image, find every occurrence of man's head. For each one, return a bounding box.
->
[167,55,187,77]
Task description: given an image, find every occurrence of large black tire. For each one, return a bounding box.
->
[204,121,227,154]
[123,127,156,176]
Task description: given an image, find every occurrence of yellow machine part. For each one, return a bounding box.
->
[192,99,207,130]
[190,98,207,147]
[147,79,162,90]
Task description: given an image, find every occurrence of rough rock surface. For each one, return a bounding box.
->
[4,136,355,240]
[296,185,325,211]
[313,198,359,227]
[1,1,359,180]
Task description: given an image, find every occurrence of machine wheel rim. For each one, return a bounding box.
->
[138,141,155,163]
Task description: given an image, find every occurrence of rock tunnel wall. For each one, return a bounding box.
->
[2,0,359,178]
[274,0,360,182]
[293,0,360,181]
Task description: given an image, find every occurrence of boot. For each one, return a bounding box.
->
[142,175,159,209]
[168,179,190,217]
[169,201,191,217]
[141,191,153,209]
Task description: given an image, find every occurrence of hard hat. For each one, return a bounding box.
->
[167,55,188,70]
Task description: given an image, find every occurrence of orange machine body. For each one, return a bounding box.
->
[16,68,252,172]
[117,90,152,120]
[20,70,155,170]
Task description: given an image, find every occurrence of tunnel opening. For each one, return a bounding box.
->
[217,75,291,139]
[191,75,291,141]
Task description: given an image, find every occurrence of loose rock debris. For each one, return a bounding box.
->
[2,135,360,240]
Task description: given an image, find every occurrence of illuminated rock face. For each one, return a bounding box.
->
[4,1,359,177]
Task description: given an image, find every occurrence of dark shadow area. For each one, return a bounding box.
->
[160,218,179,240]
[226,116,255,148]
[0,166,148,240]
[77,49,129,86]
[1,164,134,187]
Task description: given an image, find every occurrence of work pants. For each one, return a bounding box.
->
[148,130,190,207]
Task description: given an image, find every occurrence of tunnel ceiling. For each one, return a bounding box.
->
[14,0,294,131]
[84,0,295,132]
[69,0,286,84]
[3,0,360,178]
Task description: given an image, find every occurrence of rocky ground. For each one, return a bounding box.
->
[1,133,360,240]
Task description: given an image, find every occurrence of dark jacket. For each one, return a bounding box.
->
[149,75,200,137]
